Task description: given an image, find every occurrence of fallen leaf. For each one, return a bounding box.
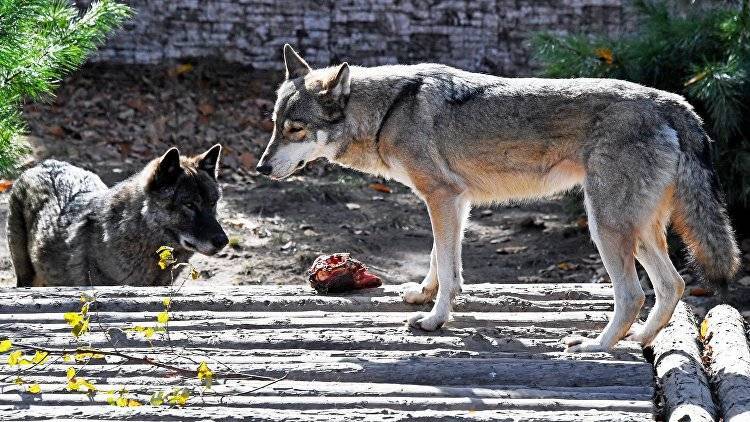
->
[557,262,579,271]
[239,152,257,169]
[198,103,215,116]
[689,287,712,297]
[125,97,146,112]
[0,180,13,192]
[595,48,614,64]
[259,119,274,133]
[173,63,193,76]
[496,246,528,255]
[48,125,65,138]
[368,183,391,193]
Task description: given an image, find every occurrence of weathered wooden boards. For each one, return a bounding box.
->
[0,283,655,421]
[651,302,717,422]
[702,305,750,422]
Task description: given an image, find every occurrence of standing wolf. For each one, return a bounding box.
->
[7,145,228,287]
[257,45,740,352]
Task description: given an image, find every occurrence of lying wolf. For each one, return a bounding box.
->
[257,45,740,352]
[7,145,228,287]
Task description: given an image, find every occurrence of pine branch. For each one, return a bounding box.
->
[0,0,132,176]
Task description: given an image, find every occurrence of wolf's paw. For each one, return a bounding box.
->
[402,283,436,305]
[562,335,608,353]
[407,311,446,331]
[624,324,654,347]
[624,324,645,343]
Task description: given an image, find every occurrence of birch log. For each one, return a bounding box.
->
[651,301,717,422]
[702,304,750,422]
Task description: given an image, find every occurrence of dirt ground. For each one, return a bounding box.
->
[1,61,748,320]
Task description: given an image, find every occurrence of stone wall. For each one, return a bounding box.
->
[83,0,633,76]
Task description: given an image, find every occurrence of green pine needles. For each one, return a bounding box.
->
[0,0,131,176]
[533,0,750,223]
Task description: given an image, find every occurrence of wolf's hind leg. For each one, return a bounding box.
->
[565,210,645,352]
[403,243,438,304]
[7,192,35,287]
[630,212,685,346]
[408,190,470,331]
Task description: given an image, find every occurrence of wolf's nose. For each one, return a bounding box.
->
[212,233,229,249]
[256,164,272,175]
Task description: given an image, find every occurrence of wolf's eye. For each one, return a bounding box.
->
[184,202,198,212]
[284,122,306,140]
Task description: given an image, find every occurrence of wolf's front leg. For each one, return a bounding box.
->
[403,242,438,304]
[408,191,470,331]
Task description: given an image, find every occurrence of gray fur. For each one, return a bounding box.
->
[7,146,228,287]
[258,46,740,351]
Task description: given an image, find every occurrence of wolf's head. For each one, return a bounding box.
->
[145,145,229,256]
[256,45,351,179]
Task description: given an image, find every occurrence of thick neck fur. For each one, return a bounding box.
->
[85,165,192,286]
[329,67,415,176]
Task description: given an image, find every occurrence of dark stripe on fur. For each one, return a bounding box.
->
[375,78,423,143]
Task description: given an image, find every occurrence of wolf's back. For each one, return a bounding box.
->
[665,105,740,286]
[7,160,107,286]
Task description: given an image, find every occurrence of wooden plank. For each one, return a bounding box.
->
[0,392,654,412]
[5,326,642,354]
[0,310,613,329]
[0,406,654,421]
[702,304,750,422]
[0,283,655,421]
[0,380,654,401]
[0,356,652,388]
[0,283,616,300]
[0,295,613,314]
[651,301,717,422]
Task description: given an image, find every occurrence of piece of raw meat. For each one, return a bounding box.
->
[307,253,382,293]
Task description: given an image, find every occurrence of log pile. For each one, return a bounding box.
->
[701,305,750,422]
[651,302,717,422]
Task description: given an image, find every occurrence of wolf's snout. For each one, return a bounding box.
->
[256,164,272,176]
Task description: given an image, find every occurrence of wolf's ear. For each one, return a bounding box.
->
[149,147,182,191]
[197,144,222,179]
[319,63,351,106]
[283,44,310,79]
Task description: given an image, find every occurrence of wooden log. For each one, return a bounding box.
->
[702,304,750,422]
[651,301,717,422]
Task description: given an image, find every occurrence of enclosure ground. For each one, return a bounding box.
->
[0,62,748,320]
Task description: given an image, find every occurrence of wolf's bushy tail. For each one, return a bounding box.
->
[669,108,740,286]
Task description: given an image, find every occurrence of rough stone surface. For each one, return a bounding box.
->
[78,0,634,75]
